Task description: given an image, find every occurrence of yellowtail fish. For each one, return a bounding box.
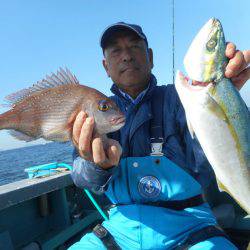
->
[175,18,250,213]
[0,68,125,142]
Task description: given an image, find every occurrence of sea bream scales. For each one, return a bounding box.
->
[0,68,125,142]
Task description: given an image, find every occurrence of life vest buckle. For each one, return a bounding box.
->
[150,137,164,156]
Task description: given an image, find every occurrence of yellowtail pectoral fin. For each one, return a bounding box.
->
[216,178,249,213]
[216,178,230,193]
[206,93,229,123]
[186,115,195,139]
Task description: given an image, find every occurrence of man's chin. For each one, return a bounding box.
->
[120,80,142,87]
[119,75,143,86]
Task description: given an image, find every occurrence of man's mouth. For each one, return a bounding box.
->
[120,66,139,74]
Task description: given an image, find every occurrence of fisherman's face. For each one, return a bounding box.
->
[102,30,153,94]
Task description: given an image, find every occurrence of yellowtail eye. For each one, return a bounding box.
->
[98,100,110,112]
[206,39,217,51]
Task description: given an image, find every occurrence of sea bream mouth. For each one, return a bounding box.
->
[109,115,126,126]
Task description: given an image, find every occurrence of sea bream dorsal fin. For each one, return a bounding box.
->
[4,67,79,107]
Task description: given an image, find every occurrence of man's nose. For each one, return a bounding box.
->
[122,48,133,62]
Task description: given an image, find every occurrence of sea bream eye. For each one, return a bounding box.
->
[98,100,110,112]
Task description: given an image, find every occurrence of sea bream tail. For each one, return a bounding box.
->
[0,68,80,141]
[0,113,5,130]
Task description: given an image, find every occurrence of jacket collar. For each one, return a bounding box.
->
[110,74,157,105]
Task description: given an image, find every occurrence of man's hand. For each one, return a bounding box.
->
[225,43,250,90]
[72,111,122,169]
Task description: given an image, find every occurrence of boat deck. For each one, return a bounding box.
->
[0,170,249,249]
[0,172,105,250]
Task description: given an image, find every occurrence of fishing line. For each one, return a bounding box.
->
[172,0,175,84]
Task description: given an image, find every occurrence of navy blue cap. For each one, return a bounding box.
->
[100,22,148,49]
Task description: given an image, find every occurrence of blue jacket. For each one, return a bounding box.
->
[71,74,214,194]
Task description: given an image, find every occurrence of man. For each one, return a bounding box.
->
[69,22,250,249]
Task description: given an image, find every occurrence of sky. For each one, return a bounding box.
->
[0,0,249,150]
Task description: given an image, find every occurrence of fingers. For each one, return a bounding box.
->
[107,139,123,160]
[72,111,93,160]
[78,117,94,160]
[231,67,250,90]
[243,50,250,65]
[107,145,122,166]
[92,137,106,165]
[225,42,236,59]
[225,43,250,80]
[106,140,122,167]
[225,45,250,89]
[225,50,244,78]
[72,111,122,168]
[72,111,87,145]
[92,138,122,169]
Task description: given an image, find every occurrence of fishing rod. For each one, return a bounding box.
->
[172,0,175,84]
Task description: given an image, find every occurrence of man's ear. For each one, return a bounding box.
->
[102,59,110,77]
[148,48,154,69]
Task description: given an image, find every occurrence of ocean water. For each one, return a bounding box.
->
[0,142,74,186]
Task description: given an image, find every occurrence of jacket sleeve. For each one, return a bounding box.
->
[71,148,118,194]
